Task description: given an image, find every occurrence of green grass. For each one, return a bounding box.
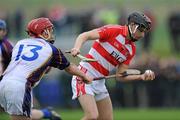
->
[1,108,180,120]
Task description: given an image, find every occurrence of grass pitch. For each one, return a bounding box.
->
[0,108,180,120]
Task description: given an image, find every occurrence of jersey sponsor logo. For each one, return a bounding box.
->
[90,48,115,69]
[110,51,126,62]
[94,41,127,64]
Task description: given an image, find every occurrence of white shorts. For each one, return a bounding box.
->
[71,65,109,101]
[0,79,33,117]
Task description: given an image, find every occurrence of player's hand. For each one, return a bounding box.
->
[141,70,155,81]
[70,48,80,57]
[82,75,93,84]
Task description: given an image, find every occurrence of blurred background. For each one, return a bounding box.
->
[0,0,180,119]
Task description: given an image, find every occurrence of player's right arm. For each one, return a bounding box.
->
[71,29,100,56]
[50,45,92,83]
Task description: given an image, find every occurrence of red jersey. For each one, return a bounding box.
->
[81,25,136,77]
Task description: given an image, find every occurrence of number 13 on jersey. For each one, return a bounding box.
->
[15,44,42,61]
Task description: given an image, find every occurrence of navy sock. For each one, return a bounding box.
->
[41,108,52,118]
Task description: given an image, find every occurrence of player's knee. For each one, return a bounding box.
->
[86,112,99,120]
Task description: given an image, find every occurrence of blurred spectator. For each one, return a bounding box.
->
[0,11,11,37]
[129,54,180,107]
[13,8,24,38]
[118,7,127,25]
[38,8,48,18]
[168,11,180,53]
[0,19,13,113]
[48,5,68,35]
[92,8,119,27]
[0,19,13,77]
[142,9,156,52]
[76,11,94,33]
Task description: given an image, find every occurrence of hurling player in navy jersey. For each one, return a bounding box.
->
[0,18,92,120]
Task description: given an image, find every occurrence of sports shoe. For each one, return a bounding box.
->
[47,107,62,120]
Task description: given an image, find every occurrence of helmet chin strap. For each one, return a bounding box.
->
[128,24,139,42]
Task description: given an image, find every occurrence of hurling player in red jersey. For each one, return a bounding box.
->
[70,12,155,120]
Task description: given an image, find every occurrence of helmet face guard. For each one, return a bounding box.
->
[127,25,138,42]
[137,22,151,33]
[44,27,56,44]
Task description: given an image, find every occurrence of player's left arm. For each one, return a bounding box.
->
[116,63,155,81]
